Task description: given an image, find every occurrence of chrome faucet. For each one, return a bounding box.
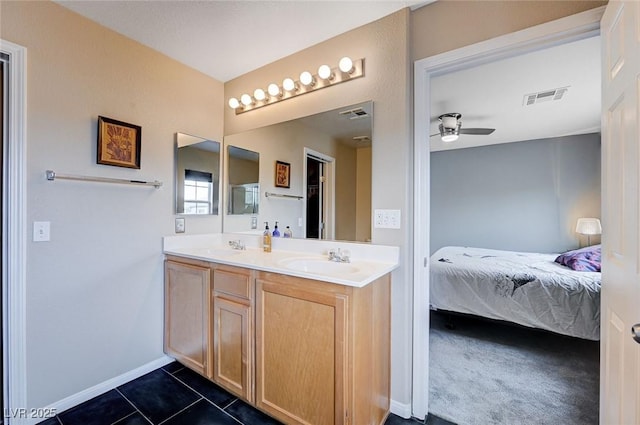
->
[228,240,246,250]
[328,248,350,263]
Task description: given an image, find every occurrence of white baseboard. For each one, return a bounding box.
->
[390,398,412,419]
[24,356,174,425]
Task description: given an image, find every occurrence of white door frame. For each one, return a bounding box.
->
[0,39,28,424]
[302,148,335,240]
[412,7,604,419]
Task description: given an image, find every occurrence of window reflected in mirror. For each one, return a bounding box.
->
[175,133,220,215]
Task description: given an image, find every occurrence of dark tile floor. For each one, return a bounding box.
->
[38,361,454,425]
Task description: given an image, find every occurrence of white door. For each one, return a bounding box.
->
[600,1,640,424]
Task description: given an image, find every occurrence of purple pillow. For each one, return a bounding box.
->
[555,245,601,272]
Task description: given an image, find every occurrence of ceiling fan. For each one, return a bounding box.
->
[430,113,495,142]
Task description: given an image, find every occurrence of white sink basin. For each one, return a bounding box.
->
[278,258,359,275]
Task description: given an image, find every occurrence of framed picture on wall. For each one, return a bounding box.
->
[275,160,290,188]
[97,116,141,169]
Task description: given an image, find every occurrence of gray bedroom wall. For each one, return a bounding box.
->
[430,133,601,255]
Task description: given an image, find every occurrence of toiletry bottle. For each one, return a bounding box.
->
[263,222,272,252]
[284,226,293,238]
[272,221,280,237]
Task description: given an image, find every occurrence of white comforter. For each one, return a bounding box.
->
[430,246,601,340]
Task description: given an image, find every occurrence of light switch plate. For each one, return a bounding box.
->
[175,217,185,233]
[374,209,401,229]
[33,221,51,242]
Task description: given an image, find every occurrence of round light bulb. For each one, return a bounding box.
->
[240,94,253,106]
[253,88,266,101]
[282,78,296,92]
[338,56,354,73]
[318,64,333,80]
[441,134,459,143]
[299,71,314,86]
[267,83,281,97]
[228,97,240,109]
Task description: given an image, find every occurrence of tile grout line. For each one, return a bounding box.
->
[114,387,154,425]
[156,397,204,425]
[110,411,140,425]
[221,398,238,411]
[165,369,243,424]
[200,397,244,425]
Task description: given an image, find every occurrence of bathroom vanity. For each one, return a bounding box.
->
[163,234,399,425]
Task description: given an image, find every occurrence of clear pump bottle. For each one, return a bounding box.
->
[263,222,272,252]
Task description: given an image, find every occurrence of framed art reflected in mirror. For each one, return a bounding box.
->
[275,160,290,188]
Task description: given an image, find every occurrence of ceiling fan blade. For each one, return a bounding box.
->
[429,132,441,137]
[459,128,495,135]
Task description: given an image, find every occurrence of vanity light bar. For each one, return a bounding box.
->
[228,57,365,115]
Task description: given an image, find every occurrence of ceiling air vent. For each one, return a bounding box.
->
[523,86,569,106]
[339,107,369,120]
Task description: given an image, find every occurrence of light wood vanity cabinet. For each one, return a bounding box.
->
[165,255,391,425]
[255,271,390,425]
[164,257,212,377]
[211,265,253,401]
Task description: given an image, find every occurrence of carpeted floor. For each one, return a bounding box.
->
[429,310,599,425]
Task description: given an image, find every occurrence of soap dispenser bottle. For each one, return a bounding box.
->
[272,221,281,237]
[284,226,293,238]
[263,222,272,252]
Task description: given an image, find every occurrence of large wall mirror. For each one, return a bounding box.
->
[223,101,372,242]
[175,133,221,215]
[227,145,260,215]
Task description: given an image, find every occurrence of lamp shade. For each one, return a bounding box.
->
[576,218,602,235]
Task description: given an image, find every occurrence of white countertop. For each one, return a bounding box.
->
[163,233,400,288]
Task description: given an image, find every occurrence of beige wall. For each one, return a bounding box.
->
[411,0,608,60]
[355,146,372,242]
[1,0,224,409]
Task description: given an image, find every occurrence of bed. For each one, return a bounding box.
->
[429,246,601,340]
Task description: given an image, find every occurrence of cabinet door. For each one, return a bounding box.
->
[212,295,252,401]
[256,277,348,425]
[164,260,211,377]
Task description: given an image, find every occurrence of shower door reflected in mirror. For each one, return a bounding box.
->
[227,145,260,215]
[175,133,221,215]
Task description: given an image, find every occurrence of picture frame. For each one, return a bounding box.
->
[97,116,141,169]
[275,160,291,188]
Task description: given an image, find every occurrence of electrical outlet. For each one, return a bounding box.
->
[175,217,185,233]
[374,209,401,229]
[251,216,258,229]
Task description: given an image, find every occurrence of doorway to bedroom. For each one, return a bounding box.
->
[424,24,602,425]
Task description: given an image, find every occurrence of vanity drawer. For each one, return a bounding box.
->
[213,266,251,300]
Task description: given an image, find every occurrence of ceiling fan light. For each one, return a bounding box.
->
[441,134,459,142]
[442,116,458,129]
